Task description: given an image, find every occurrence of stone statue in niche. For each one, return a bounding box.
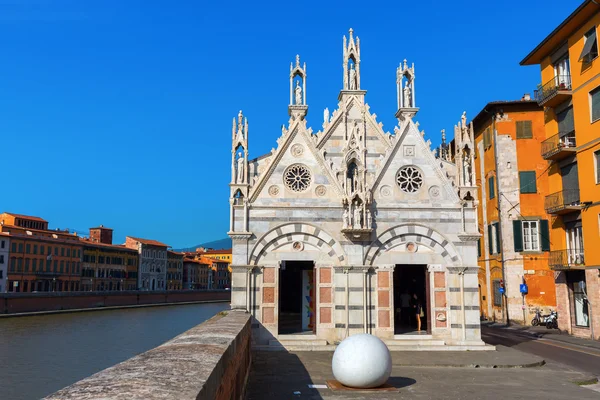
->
[295,80,303,105]
[236,152,245,184]
[353,201,362,229]
[365,209,372,229]
[403,81,412,108]
[349,64,357,90]
[463,148,473,186]
[323,107,330,125]
[461,111,467,131]
[343,206,350,229]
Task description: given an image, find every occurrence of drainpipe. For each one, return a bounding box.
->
[363,268,367,334]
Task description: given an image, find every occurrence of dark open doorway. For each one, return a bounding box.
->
[393,264,430,334]
[278,261,315,335]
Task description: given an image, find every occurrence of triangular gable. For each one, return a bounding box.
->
[249,119,343,203]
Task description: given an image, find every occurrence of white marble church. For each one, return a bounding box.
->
[228,29,487,350]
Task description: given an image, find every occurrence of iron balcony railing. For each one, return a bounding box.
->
[549,249,585,269]
[534,74,572,105]
[541,131,576,159]
[544,189,580,213]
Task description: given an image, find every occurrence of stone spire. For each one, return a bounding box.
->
[289,54,308,120]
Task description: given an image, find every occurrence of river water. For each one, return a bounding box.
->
[0,302,230,400]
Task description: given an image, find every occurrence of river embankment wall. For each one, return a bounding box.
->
[0,290,231,315]
[44,311,252,400]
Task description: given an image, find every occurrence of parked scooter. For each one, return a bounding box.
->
[546,310,558,329]
[531,308,550,326]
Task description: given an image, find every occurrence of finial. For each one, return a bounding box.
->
[403,59,407,69]
[441,129,446,143]
[296,54,300,67]
[349,28,353,35]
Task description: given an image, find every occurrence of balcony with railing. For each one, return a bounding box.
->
[549,249,585,270]
[541,131,577,160]
[544,189,581,214]
[534,74,572,107]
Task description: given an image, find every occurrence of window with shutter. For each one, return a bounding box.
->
[489,176,495,199]
[591,87,600,123]
[516,120,533,139]
[594,150,600,184]
[519,171,537,194]
[540,220,550,251]
[513,220,523,252]
[492,280,502,306]
[488,224,493,255]
[483,128,490,149]
[557,106,574,134]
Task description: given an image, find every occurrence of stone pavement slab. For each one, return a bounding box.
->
[246,349,599,399]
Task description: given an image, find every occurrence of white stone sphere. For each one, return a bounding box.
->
[331,333,392,388]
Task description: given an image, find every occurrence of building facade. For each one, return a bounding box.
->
[183,257,212,290]
[0,233,9,292]
[125,237,168,290]
[1,212,82,292]
[459,99,556,323]
[212,260,231,289]
[228,30,485,349]
[521,0,600,339]
[167,251,184,290]
[81,226,139,291]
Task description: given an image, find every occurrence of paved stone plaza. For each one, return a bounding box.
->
[246,349,599,399]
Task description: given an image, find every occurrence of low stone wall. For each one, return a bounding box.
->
[0,290,231,314]
[45,311,252,400]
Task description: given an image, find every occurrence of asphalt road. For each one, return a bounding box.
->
[482,326,600,376]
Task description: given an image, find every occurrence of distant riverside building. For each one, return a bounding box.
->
[229,30,485,349]
[126,237,168,290]
[442,99,556,324]
[0,212,83,292]
[182,257,213,290]
[197,248,232,263]
[0,233,9,292]
[212,260,231,289]
[81,226,139,291]
[521,0,600,338]
[167,251,184,290]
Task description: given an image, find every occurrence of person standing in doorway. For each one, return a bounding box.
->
[412,293,423,331]
[400,290,412,328]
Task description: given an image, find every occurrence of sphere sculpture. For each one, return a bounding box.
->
[332,333,392,388]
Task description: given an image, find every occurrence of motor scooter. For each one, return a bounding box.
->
[531,308,550,326]
[546,310,558,329]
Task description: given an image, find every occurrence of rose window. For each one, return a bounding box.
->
[284,164,312,192]
[396,166,423,193]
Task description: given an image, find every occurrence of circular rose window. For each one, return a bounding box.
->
[284,164,312,192]
[396,166,423,193]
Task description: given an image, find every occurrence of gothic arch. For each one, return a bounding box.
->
[249,222,345,266]
[364,223,462,266]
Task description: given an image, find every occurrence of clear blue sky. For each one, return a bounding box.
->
[0,0,580,248]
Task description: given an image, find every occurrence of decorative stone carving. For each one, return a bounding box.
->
[236,152,245,184]
[380,185,392,198]
[406,242,418,253]
[429,185,441,199]
[292,241,304,251]
[315,185,327,197]
[353,201,362,229]
[291,143,304,157]
[284,164,312,192]
[403,145,415,157]
[295,80,303,105]
[396,166,423,193]
[268,185,280,197]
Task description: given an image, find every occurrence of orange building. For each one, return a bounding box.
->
[81,226,139,291]
[466,99,556,324]
[167,251,184,290]
[521,0,600,338]
[197,248,232,273]
[182,256,213,290]
[0,212,83,292]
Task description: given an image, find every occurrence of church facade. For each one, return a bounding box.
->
[229,29,486,349]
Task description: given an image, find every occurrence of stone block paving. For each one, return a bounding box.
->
[246,348,599,399]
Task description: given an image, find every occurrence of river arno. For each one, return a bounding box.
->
[0,302,230,400]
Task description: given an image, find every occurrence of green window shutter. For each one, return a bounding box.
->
[478,238,482,258]
[519,171,537,194]
[489,176,495,199]
[488,224,493,254]
[495,223,500,254]
[513,220,523,252]
[516,121,533,139]
[540,219,550,251]
[592,88,600,122]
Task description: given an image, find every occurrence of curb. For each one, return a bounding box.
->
[393,360,546,369]
[485,324,600,351]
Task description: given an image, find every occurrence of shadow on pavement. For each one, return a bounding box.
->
[388,376,417,389]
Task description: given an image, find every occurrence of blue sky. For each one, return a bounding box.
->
[0,0,581,248]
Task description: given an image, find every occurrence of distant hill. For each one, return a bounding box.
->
[174,237,232,252]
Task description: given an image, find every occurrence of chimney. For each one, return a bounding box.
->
[522,93,531,101]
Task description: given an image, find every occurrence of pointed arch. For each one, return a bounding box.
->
[249,222,345,266]
[364,223,462,266]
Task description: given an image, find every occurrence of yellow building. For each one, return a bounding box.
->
[167,251,184,290]
[197,248,232,273]
[521,0,600,339]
